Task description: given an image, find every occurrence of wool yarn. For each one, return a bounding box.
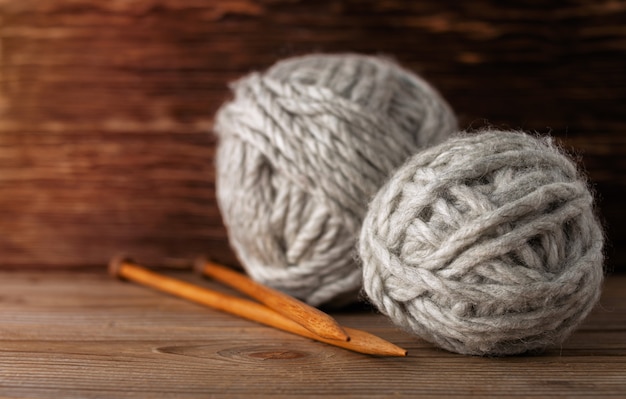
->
[214,54,457,306]
[360,130,604,356]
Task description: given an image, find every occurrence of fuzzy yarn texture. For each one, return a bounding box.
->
[214,53,457,306]
[360,130,604,356]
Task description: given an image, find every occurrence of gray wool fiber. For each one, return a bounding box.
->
[359,130,604,356]
[214,53,457,306]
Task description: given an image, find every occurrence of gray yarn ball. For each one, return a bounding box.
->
[360,130,604,356]
[214,53,457,306]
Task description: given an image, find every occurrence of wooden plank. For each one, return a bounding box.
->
[0,272,625,398]
[0,0,625,269]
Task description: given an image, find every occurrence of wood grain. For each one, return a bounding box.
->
[0,271,625,398]
[0,0,624,269]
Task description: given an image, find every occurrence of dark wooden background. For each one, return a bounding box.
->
[0,0,624,272]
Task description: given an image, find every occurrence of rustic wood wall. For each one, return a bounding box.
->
[0,0,624,271]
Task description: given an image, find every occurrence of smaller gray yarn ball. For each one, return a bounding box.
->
[360,130,604,356]
[214,53,457,306]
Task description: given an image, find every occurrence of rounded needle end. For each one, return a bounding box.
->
[108,255,133,279]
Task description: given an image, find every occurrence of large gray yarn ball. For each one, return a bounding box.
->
[214,54,457,306]
[360,130,604,356]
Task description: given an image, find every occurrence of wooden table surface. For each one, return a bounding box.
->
[1,271,624,398]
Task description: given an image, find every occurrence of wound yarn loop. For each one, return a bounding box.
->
[214,54,457,306]
[359,130,604,356]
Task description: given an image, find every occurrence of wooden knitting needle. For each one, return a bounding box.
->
[194,258,349,342]
[109,258,407,357]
